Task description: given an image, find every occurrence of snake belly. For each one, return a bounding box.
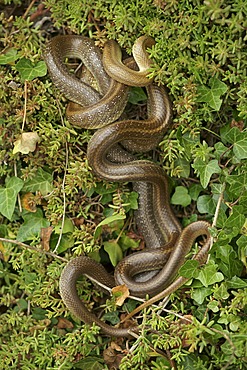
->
[44,35,210,337]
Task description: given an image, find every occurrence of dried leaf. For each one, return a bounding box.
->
[40,226,53,251]
[13,132,40,154]
[57,317,74,329]
[21,192,37,212]
[112,285,130,306]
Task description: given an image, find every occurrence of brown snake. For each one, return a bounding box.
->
[44,35,211,337]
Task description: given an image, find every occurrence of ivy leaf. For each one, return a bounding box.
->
[191,287,212,305]
[15,58,47,81]
[197,263,224,287]
[174,158,191,178]
[226,276,247,289]
[197,77,227,111]
[17,208,50,242]
[179,259,200,279]
[227,173,247,197]
[94,213,126,239]
[73,357,104,370]
[171,186,191,207]
[0,48,19,64]
[22,168,53,196]
[119,233,140,251]
[192,158,221,188]
[128,86,147,104]
[0,177,23,220]
[102,311,120,325]
[233,136,247,160]
[197,194,217,214]
[103,240,123,267]
[13,132,40,154]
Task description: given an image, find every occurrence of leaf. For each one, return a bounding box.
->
[13,132,40,154]
[112,284,130,306]
[119,233,140,251]
[174,158,191,178]
[227,173,247,197]
[21,192,37,212]
[94,214,126,239]
[102,311,120,325]
[0,48,18,64]
[103,240,123,267]
[171,186,191,207]
[40,226,53,251]
[191,287,212,304]
[197,263,224,287]
[192,158,221,188]
[197,195,217,214]
[0,177,23,220]
[73,357,104,370]
[128,86,147,104]
[15,58,47,81]
[53,217,74,234]
[189,183,203,201]
[233,136,247,160]
[226,276,247,289]
[179,259,200,279]
[197,77,227,111]
[50,232,75,254]
[22,168,53,196]
[17,208,50,242]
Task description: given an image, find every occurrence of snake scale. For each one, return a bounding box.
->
[44,35,211,337]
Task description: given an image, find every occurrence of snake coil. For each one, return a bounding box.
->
[44,35,211,337]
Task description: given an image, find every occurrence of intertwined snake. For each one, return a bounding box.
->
[44,35,211,337]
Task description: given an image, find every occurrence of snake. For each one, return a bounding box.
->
[44,35,211,337]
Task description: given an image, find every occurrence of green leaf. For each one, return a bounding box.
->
[188,183,203,201]
[197,77,227,111]
[197,195,217,214]
[174,158,191,178]
[22,168,53,196]
[233,136,247,160]
[73,357,104,370]
[226,276,247,289]
[0,48,18,64]
[53,217,74,234]
[179,259,200,279]
[197,263,224,287]
[119,233,140,251]
[171,186,191,207]
[213,283,230,300]
[207,300,220,312]
[103,240,123,267]
[192,158,221,188]
[0,177,23,220]
[17,208,50,242]
[227,173,247,197]
[128,86,147,104]
[191,287,212,304]
[94,213,126,239]
[102,311,120,325]
[50,232,75,254]
[15,58,47,81]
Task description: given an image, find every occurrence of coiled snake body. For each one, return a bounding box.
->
[44,35,211,337]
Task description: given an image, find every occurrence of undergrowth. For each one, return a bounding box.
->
[0,0,246,369]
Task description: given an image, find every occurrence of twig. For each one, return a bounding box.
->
[0,237,68,262]
[22,0,36,19]
[53,100,68,253]
[21,81,28,132]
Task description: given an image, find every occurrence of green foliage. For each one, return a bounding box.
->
[1,1,247,369]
